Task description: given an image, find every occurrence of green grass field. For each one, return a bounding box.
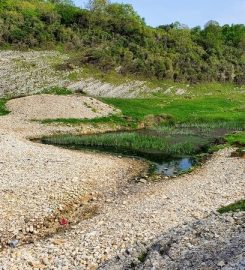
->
[102,95,245,124]
[39,94,245,129]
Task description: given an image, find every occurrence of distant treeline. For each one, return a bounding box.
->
[0,0,244,84]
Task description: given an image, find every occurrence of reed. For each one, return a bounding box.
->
[42,131,209,157]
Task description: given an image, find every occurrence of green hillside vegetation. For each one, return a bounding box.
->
[0,0,244,84]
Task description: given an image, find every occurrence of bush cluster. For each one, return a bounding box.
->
[0,0,244,84]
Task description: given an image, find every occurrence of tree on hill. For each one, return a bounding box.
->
[86,0,110,11]
[48,0,74,5]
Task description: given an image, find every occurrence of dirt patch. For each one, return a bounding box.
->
[6,94,119,120]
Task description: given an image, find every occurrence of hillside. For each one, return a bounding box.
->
[0,0,244,84]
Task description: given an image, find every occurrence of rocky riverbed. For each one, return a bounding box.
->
[0,57,244,269]
[0,95,244,269]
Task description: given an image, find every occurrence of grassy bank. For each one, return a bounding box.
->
[225,131,245,146]
[35,65,245,129]
[39,86,245,152]
[39,93,245,129]
[225,131,245,157]
[33,74,245,150]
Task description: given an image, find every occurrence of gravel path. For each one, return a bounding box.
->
[0,95,244,269]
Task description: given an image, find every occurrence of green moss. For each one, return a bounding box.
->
[218,200,245,214]
[0,99,10,116]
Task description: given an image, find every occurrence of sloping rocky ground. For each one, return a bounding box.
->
[67,79,159,98]
[0,50,157,98]
[0,51,69,97]
[100,212,245,270]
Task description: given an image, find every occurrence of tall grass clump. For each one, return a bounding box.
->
[41,132,207,157]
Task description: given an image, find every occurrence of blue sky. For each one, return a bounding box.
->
[73,0,245,28]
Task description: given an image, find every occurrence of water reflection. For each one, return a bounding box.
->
[155,157,196,176]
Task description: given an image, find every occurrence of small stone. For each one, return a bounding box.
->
[139,179,147,184]
[225,216,234,223]
[217,261,225,267]
[185,243,193,249]
[29,225,34,233]
[50,238,66,245]
[28,261,45,269]
[87,262,98,270]
[42,257,49,265]
[8,239,19,248]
